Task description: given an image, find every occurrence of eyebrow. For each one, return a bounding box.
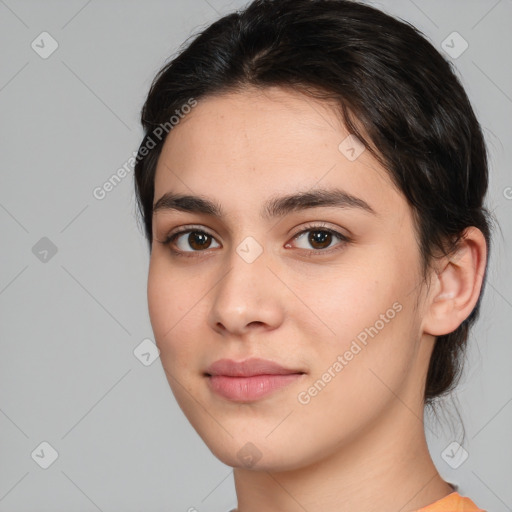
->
[152,187,377,220]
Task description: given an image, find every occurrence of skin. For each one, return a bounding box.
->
[147,86,487,512]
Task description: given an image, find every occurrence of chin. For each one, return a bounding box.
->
[198,432,312,472]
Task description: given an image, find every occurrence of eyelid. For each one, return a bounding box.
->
[289,221,348,239]
[165,224,215,240]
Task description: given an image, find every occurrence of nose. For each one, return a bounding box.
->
[207,244,286,337]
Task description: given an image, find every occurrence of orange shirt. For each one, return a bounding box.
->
[416,491,486,511]
[227,491,486,511]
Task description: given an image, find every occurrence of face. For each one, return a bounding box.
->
[147,86,432,471]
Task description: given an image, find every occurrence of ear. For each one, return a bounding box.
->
[422,227,488,337]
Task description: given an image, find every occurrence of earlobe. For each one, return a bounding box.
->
[422,227,487,337]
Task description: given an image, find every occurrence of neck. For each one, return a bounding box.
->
[232,394,453,512]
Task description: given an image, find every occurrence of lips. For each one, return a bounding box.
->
[204,357,305,377]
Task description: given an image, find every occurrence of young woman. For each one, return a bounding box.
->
[133,1,492,510]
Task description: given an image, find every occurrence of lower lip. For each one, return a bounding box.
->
[207,374,304,401]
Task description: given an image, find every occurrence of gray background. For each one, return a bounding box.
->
[0,0,511,511]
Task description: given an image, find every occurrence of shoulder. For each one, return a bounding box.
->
[416,491,487,511]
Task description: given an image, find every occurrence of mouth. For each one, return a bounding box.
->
[204,357,306,402]
[204,357,305,377]
[205,373,305,402]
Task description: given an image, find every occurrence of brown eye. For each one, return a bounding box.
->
[162,228,221,254]
[161,223,350,258]
[307,230,333,250]
[289,225,349,253]
[187,231,213,250]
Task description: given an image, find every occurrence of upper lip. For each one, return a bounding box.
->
[205,357,305,377]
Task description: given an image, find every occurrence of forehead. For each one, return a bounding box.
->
[153,87,402,220]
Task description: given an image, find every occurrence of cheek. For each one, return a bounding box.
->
[147,255,216,383]
[147,264,173,341]
[296,261,394,344]
[147,259,193,358]
[147,253,200,330]
[300,251,418,377]
[293,303,417,445]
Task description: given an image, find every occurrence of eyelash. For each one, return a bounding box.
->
[158,222,352,259]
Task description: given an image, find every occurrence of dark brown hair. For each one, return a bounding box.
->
[133,0,493,407]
